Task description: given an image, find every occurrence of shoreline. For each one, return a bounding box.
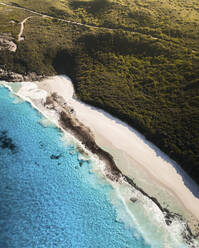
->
[1,76,199,245]
[36,76,199,214]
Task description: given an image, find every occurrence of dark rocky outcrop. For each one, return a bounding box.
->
[38,93,199,245]
[0,68,44,82]
[59,110,121,180]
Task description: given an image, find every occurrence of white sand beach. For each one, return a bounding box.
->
[1,75,199,233]
[34,75,199,222]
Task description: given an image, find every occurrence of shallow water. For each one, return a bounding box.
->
[0,87,150,247]
[0,86,195,248]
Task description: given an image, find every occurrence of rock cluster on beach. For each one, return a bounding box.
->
[45,93,122,181]
[1,77,197,245]
[42,91,199,246]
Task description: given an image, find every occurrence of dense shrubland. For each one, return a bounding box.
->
[0,0,199,183]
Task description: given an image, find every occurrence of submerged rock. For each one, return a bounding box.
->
[130,197,138,203]
[0,130,17,153]
[50,154,62,160]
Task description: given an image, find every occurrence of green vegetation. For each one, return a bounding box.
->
[0,0,199,184]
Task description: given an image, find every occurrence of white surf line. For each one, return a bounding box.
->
[3,78,199,246]
[35,76,199,221]
[18,16,32,42]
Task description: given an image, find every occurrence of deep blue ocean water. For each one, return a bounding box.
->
[0,87,152,247]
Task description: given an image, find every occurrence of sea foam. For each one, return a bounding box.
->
[0,82,197,248]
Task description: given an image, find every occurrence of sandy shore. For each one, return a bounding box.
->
[33,76,199,221]
[1,75,199,240]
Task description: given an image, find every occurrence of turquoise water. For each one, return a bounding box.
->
[1,85,197,248]
[0,87,151,247]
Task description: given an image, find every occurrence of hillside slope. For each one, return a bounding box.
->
[0,0,199,184]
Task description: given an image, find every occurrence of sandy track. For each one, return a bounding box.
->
[18,16,32,41]
[0,1,174,43]
[0,2,98,29]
